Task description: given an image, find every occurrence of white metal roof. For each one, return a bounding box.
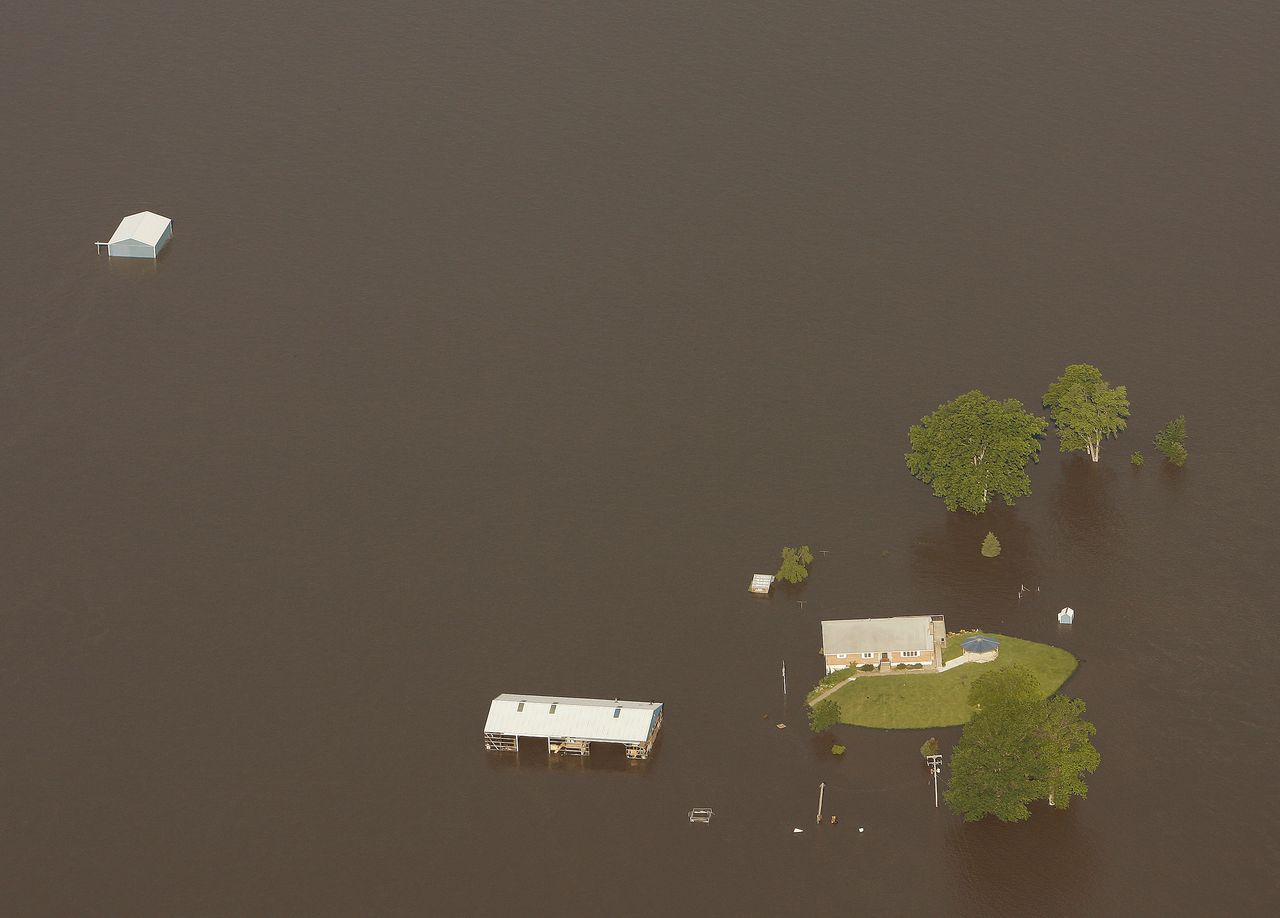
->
[484,694,662,744]
[108,211,171,246]
[750,573,775,593]
[821,616,936,654]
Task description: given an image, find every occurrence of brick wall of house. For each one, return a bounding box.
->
[824,648,936,670]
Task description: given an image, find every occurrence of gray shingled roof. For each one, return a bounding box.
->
[820,616,935,654]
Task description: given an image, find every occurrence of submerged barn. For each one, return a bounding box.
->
[96,211,173,258]
[483,694,664,759]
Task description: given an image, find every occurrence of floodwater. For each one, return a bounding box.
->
[2,2,1277,915]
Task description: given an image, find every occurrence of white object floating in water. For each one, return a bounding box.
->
[1058,607,1075,624]
[793,828,803,833]
[750,573,775,594]
[858,827,864,833]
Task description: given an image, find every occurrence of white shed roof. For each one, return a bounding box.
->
[108,211,171,246]
[484,694,662,744]
[821,616,936,654]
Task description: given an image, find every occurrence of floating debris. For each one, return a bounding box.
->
[688,808,714,824]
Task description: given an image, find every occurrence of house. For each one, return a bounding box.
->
[483,694,664,760]
[96,211,173,258]
[820,615,946,674]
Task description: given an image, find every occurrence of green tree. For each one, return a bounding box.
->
[1042,364,1130,462]
[1039,695,1101,809]
[1154,416,1187,467]
[920,737,939,759]
[967,663,1041,711]
[945,695,1046,822]
[808,699,842,734]
[906,390,1047,514]
[945,666,1100,822]
[1130,451,1144,467]
[776,545,814,583]
[980,531,1001,558]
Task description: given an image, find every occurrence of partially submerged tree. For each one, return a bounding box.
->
[1042,364,1130,462]
[945,665,1100,822]
[1154,416,1188,467]
[981,532,1001,558]
[776,545,814,583]
[920,737,939,759]
[808,699,842,734]
[906,391,1047,513]
[1130,451,1144,467]
[1039,695,1101,808]
[945,692,1047,822]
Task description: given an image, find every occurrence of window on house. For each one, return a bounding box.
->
[613,708,621,718]
[901,650,920,658]
[549,703,557,714]
[836,653,847,659]
[861,652,875,659]
[517,702,525,712]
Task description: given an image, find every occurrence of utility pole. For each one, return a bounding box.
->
[926,754,942,808]
[781,661,787,699]
[816,782,826,825]
[797,600,806,612]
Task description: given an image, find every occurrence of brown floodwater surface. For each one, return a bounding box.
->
[1,1,1277,915]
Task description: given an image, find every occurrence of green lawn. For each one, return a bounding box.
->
[942,638,966,664]
[814,633,1077,729]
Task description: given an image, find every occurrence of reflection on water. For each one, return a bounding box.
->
[104,256,160,279]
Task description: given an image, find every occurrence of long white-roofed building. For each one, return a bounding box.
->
[820,615,947,674]
[483,694,664,759]
[96,211,173,258]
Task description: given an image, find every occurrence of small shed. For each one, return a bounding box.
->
[749,573,775,594]
[1058,607,1075,624]
[96,211,173,258]
[961,634,1000,661]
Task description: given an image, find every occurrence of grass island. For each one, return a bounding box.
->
[808,633,1077,729]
